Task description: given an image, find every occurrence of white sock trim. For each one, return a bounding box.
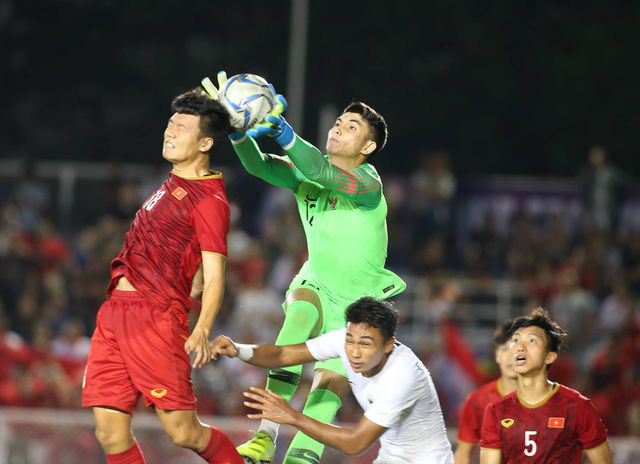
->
[257,419,280,441]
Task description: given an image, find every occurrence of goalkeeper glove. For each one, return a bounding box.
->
[201,70,227,101]
[201,71,246,141]
[247,94,295,148]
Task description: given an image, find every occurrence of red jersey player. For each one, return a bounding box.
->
[480,308,612,464]
[82,89,243,464]
[455,319,517,464]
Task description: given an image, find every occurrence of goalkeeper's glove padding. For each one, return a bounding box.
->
[246,95,295,148]
[201,71,247,142]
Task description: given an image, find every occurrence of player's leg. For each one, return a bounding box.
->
[93,407,146,463]
[83,295,146,463]
[114,296,242,463]
[155,409,243,464]
[283,366,349,464]
[238,286,323,463]
[283,293,350,464]
[267,288,323,402]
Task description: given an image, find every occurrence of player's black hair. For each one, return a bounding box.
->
[493,318,515,348]
[341,101,388,156]
[510,307,568,353]
[345,297,398,341]
[171,88,232,140]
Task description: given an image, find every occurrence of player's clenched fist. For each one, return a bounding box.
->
[209,335,239,361]
[184,326,212,368]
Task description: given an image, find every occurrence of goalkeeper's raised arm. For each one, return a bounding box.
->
[247,95,385,208]
[229,136,305,192]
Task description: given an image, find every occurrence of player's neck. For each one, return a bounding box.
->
[497,376,517,396]
[328,153,366,170]
[516,374,555,406]
[171,155,211,178]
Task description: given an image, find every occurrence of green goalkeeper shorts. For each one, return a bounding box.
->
[283,273,351,377]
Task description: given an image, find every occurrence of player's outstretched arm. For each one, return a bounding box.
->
[250,95,382,208]
[584,441,612,464]
[185,251,226,368]
[285,136,382,208]
[230,137,304,192]
[209,336,316,368]
[243,386,386,455]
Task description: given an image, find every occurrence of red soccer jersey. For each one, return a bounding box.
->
[458,379,505,443]
[481,383,608,464]
[109,171,229,312]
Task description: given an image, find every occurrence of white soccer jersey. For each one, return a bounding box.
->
[306,328,453,464]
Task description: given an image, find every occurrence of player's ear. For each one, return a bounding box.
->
[200,137,214,153]
[384,336,395,354]
[544,350,558,367]
[360,140,377,156]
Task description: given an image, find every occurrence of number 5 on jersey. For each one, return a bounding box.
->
[143,189,166,211]
[524,430,537,457]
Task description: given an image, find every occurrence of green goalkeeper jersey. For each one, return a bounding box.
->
[231,134,406,302]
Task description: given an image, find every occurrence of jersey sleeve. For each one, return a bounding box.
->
[458,391,482,443]
[576,397,608,450]
[305,328,345,361]
[480,402,502,450]
[231,137,305,191]
[284,136,382,208]
[191,195,230,256]
[363,362,422,428]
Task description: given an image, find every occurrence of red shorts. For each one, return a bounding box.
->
[82,290,196,413]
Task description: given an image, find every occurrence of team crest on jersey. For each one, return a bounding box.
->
[548,417,565,429]
[150,388,168,398]
[171,187,188,200]
[328,197,338,209]
[500,418,515,428]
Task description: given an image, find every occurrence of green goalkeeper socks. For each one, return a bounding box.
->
[265,299,320,402]
[284,388,343,464]
[259,299,321,441]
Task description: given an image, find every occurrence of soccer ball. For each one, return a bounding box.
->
[218,74,276,131]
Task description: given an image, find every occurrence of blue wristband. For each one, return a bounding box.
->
[273,122,294,147]
[228,130,247,142]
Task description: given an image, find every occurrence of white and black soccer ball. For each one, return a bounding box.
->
[218,74,276,131]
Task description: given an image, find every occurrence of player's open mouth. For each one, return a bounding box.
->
[165,142,175,148]
[515,355,526,365]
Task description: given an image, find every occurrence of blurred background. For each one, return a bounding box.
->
[1,1,639,463]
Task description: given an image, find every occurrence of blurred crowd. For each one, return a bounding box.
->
[0,146,639,439]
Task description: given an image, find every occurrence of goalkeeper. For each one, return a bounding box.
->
[203,72,406,464]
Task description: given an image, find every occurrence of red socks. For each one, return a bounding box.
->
[197,426,244,464]
[103,428,241,464]
[106,442,146,464]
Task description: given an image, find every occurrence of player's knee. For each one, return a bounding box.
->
[164,423,201,449]
[313,370,349,399]
[94,426,130,451]
[287,288,321,309]
[286,302,319,325]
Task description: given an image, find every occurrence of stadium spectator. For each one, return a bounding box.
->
[580,145,627,233]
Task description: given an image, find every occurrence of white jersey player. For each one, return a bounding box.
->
[210,297,454,464]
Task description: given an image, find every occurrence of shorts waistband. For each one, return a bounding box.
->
[110,289,145,300]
